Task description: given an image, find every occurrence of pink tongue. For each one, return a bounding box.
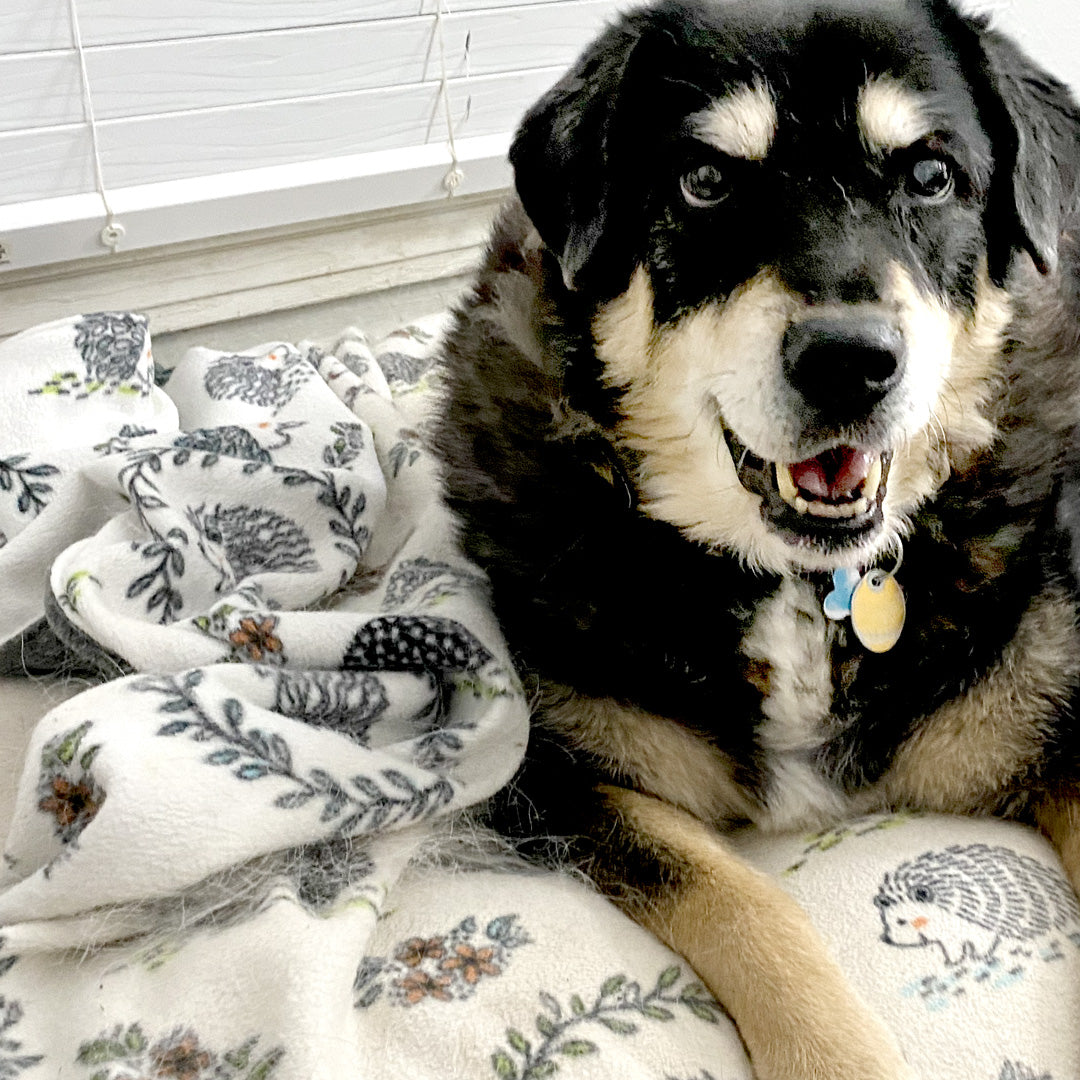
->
[789,447,872,501]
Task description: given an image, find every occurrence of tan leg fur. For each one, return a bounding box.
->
[1034,792,1080,894]
[601,787,915,1080]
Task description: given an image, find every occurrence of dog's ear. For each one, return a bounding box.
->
[509,21,639,292]
[975,24,1080,283]
[921,0,1080,281]
[928,2,1080,286]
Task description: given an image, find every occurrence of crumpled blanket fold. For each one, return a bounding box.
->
[0,312,1076,1080]
[0,312,528,1073]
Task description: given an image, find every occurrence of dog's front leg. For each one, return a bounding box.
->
[1034,791,1080,893]
[591,786,915,1080]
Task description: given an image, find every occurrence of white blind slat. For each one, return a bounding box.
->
[0,4,617,134]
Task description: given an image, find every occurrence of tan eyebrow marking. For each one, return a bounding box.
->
[857,76,932,152]
[691,82,777,161]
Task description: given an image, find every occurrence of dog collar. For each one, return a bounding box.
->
[823,548,905,653]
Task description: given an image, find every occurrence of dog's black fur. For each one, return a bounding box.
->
[433,2,1080,1076]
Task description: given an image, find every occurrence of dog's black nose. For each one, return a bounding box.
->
[782,318,905,421]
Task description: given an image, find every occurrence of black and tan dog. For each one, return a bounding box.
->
[433,1,1080,1076]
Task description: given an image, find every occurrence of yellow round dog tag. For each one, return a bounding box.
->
[850,569,905,653]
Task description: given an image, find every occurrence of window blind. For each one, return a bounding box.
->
[0,0,626,272]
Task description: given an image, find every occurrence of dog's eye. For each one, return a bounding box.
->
[680,164,727,208]
[907,156,954,201]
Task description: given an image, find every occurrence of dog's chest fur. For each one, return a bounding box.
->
[741,578,851,831]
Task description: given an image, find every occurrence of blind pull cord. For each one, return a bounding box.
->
[434,0,468,195]
[68,0,126,252]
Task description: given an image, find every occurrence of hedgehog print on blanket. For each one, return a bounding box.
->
[874,844,1080,965]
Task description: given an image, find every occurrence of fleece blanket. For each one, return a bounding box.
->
[0,312,1076,1080]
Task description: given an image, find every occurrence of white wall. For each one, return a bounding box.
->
[967,0,1080,93]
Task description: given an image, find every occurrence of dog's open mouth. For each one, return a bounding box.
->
[777,446,884,519]
[723,427,891,544]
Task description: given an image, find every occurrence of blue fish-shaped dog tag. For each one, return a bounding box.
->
[823,566,861,620]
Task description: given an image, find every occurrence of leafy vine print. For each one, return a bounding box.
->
[127,532,188,624]
[491,965,725,1080]
[116,446,194,622]
[784,812,918,875]
[138,672,453,835]
[322,421,367,469]
[276,468,370,563]
[998,1063,1052,1080]
[387,429,423,478]
[0,455,60,518]
[75,1023,282,1080]
[0,995,43,1079]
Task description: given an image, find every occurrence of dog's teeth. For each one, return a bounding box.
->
[862,456,882,501]
[804,498,869,519]
[781,458,877,520]
[776,463,798,504]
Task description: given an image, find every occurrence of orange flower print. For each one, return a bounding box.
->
[151,1031,212,1079]
[395,936,445,967]
[229,617,282,662]
[354,914,528,1010]
[398,970,453,1005]
[76,1023,284,1079]
[39,775,103,834]
[441,944,500,985]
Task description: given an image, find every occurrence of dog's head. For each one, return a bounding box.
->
[511,0,1080,573]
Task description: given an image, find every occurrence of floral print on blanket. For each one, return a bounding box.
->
[75,1024,283,1080]
[355,913,529,1008]
[5,312,1072,1080]
[37,721,104,845]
